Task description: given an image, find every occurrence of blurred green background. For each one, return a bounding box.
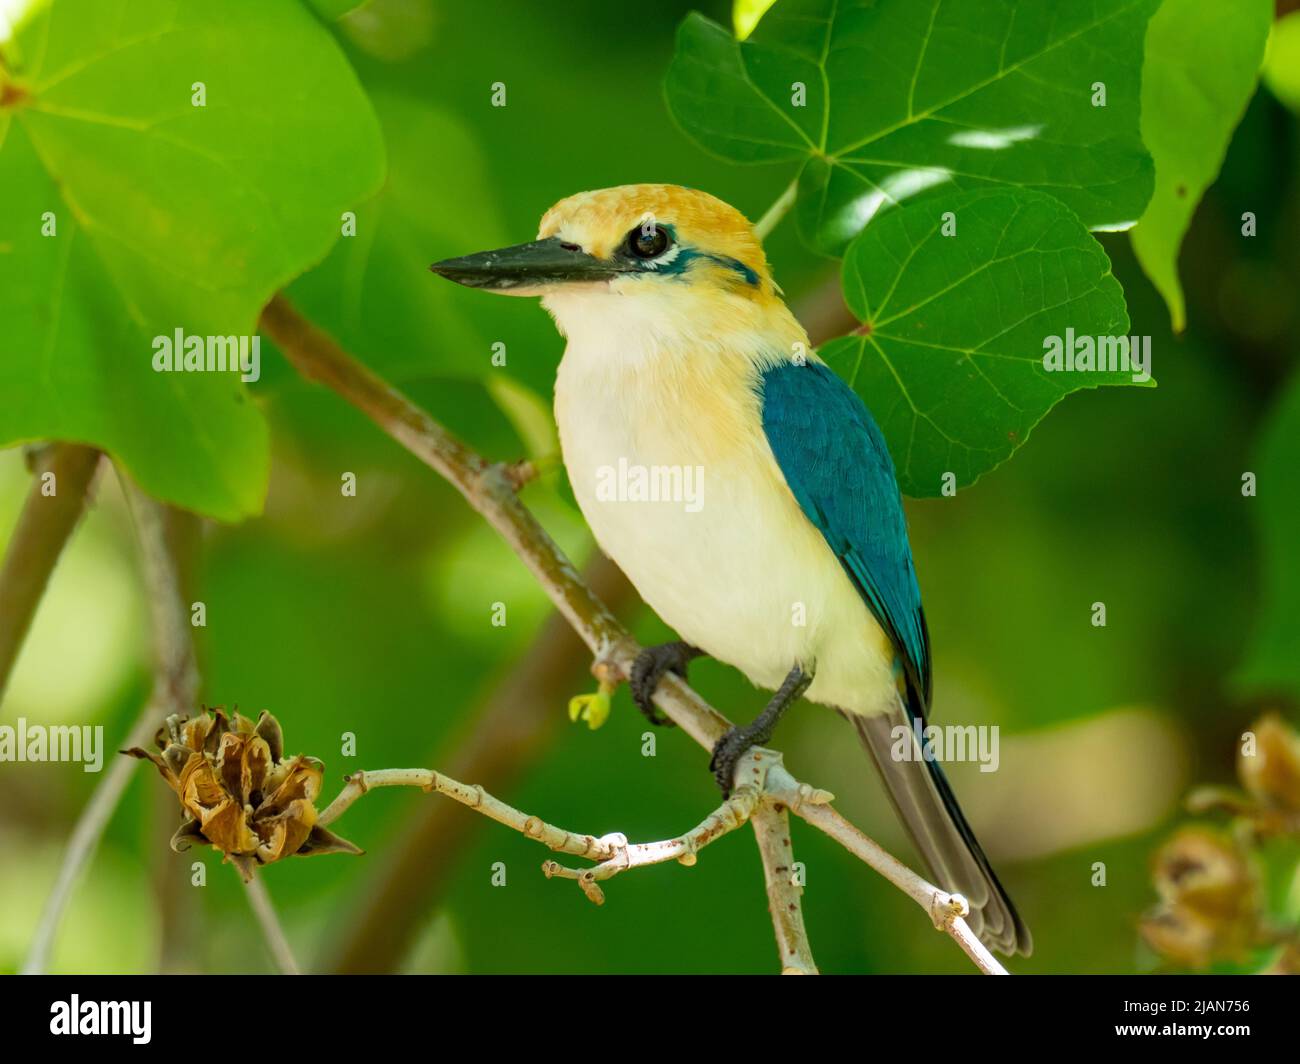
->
[1,0,1298,974]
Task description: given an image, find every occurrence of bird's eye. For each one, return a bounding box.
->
[627,223,670,259]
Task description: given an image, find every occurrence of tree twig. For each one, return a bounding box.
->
[320,766,621,863]
[242,874,301,975]
[541,779,763,903]
[259,294,1011,974]
[316,752,779,913]
[21,479,199,974]
[751,803,817,974]
[0,443,101,703]
[776,780,1006,975]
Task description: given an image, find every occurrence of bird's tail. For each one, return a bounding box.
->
[850,700,1032,956]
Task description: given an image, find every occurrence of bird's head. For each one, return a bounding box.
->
[430,184,788,343]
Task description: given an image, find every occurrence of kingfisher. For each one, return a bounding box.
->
[430,184,1031,955]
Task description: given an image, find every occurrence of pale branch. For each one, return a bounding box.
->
[22,479,200,974]
[772,771,1007,976]
[242,874,301,976]
[0,443,101,702]
[751,803,818,975]
[259,294,1011,974]
[320,766,625,867]
[316,752,782,910]
[541,779,763,904]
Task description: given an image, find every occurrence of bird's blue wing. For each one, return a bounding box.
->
[760,363,1033,955]
[759,360,931,709]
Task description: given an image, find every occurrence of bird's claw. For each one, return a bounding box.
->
[629,642,696,727]
[709,726,755,798]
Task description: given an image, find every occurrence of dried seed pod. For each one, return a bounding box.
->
[1238,712,1300,813]
[125,706,361,880]
[1141,826,1262,968]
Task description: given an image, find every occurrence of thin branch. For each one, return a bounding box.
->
[242,874,301,975]
[317,753,767,908]
[21,717,157,974]
[0,443,101,702]
[321,767,623,866]
[260,295,1012,973]
[773,772,1006,975]
[22,479,199,974]
[312,749,1000,976]
[541,782,762,904]
[751,803,817,974]
[754,178,798,241]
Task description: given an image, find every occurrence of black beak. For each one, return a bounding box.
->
[429,236,622,291]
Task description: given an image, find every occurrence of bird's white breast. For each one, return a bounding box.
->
[548,290,897,717]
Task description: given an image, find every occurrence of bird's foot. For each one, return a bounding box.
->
[708,664,812,797]
[708,725,765,798]
[629,641,701,727]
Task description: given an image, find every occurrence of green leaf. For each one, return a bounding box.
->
[820,188,1138,496]
[666,0,1159,254]
[307,0,370,19]
[286,89,504,382]
[1236,372,1300,695]
[1131,0,1271,334]
[1263,12,1300,114]
[0,0,384,520]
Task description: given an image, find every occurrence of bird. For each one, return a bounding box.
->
[429,183,1031,956]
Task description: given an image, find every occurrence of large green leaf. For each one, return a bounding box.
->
[667,0,1158,254]
[0,0,384,520]
[1236,372,1300,695]
[820,188,1137,496]
[1131,0,1271,333]
[286,89,504,383]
